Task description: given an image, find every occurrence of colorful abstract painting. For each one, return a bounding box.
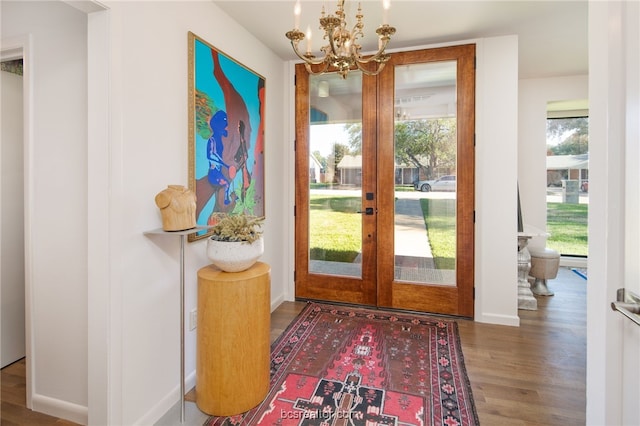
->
[188,32,265,241]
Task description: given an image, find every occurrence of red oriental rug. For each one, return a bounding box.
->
[204,302,479,426]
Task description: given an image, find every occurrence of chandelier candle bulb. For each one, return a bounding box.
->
[383,0,390,24]
[306,26,312,55]
[294,0,301,30]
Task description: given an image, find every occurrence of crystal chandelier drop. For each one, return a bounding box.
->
[285,0,396,79]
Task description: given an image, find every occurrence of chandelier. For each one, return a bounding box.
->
[285,0,396,79]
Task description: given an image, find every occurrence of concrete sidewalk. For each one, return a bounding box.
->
[394,198,432,259]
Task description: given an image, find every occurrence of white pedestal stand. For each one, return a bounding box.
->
[517,234,537,310]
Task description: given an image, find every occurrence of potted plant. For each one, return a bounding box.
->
[206,214,264,272]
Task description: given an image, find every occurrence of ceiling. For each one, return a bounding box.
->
[213,0,588,80]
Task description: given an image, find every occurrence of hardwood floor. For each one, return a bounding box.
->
[456,267,586,425]
[2,267,586,425]
[0,358,78,425]
[271,266,587,425]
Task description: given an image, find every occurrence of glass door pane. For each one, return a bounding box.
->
[394,61,457,285]
[308,72,363,278]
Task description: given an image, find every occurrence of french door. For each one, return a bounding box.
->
[294,45,475,317]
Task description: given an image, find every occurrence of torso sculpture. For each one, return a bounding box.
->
[155,185,197,231]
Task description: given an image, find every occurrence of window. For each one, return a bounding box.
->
[545,114,588,257]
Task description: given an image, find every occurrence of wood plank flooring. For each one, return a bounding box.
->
[2,267,586,425]
[269,266,587,425]
[456,267,586,425]
[0,358,78,426]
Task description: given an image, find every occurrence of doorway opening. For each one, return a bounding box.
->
[1,58,26,370]
[1,37,32,412]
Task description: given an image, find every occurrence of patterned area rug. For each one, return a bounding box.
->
[204,302,478,426]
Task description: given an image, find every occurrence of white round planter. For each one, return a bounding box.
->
[206,237,264,272]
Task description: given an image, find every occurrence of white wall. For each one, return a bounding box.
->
[587,1,640,424]
[1,1,88,423]
[92,2,287,424]
[518,75,588,251]
[1,69,26,368]
[86,7,110,425]
[474,35,520,325]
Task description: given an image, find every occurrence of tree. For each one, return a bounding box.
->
[395,119,457,179]
[325,143,349,184]
[342,119,457,181]
[547,117,588,155]
[344,119,456,179]
[345,123,363,154]
[550,135,589,155]
[312,150,327,171]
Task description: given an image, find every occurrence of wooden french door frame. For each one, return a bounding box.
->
[294,44,475,317]
[377,45,476,317]
[294,64,378,305]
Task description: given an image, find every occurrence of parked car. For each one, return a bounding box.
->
[413,175,456,192]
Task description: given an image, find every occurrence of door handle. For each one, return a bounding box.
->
[611,288,640,326]
[356,207,375,215]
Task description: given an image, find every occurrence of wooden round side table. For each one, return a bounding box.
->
[196,261,271,416]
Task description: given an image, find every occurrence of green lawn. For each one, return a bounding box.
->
[546,202,588,256]
[309,195,361,262]
[418,200,589,262]
[307,195,588,265]
[420,198,456,269]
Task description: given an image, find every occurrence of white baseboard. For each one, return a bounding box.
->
[31,393,88,425]
[475,312,520,327]
[134,370,196,426]
[271,294,285,312]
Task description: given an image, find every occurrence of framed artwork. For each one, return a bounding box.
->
[188,32,266,242]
